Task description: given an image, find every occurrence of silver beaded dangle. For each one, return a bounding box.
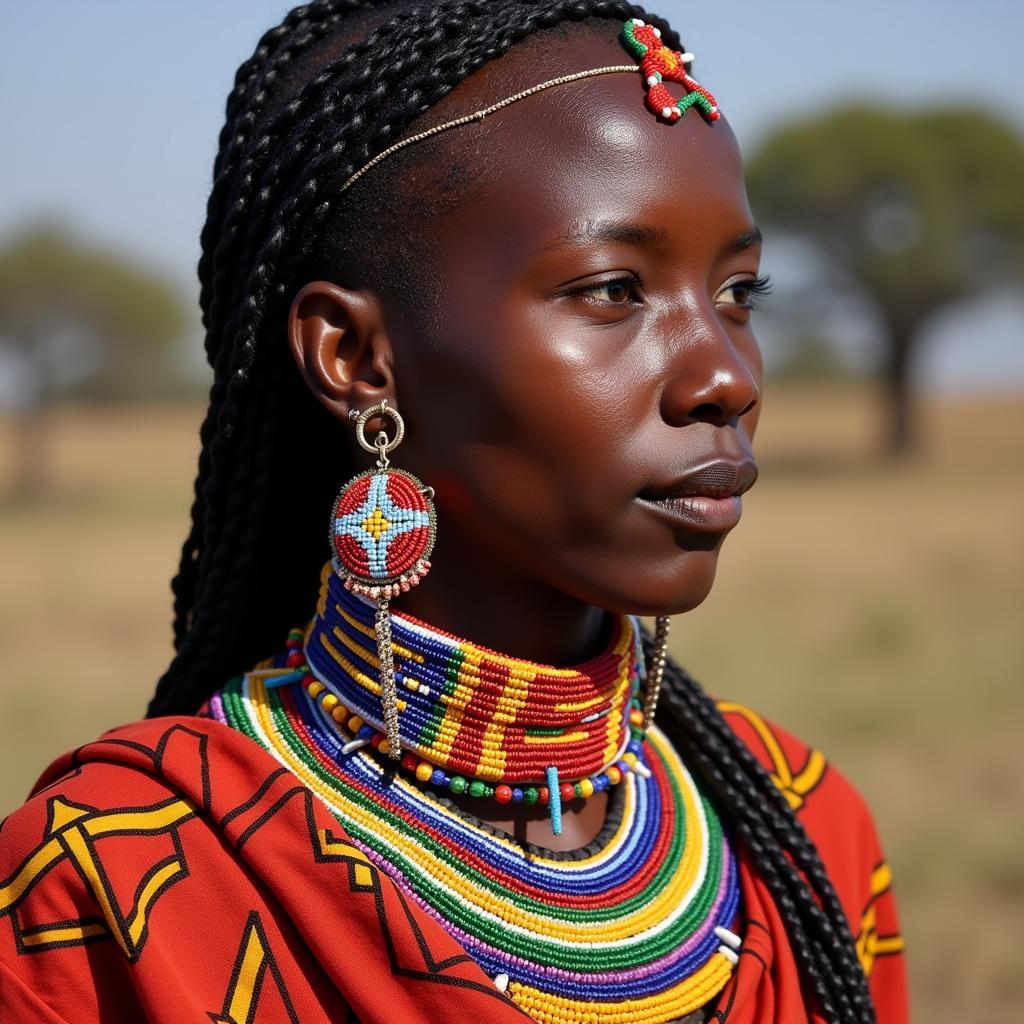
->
[642,616,672,728]
[328,400,437,757]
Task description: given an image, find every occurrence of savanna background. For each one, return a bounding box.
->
[2,2,1022,1021]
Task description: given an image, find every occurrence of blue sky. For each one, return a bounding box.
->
[2,0,1022,390]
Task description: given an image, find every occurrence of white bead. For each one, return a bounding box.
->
[493,973,510,993]
[646,75,659,86]
[653,27,662,37]
[633,760,652,779]
[419,684,430,696]
[680,52,695,63]
[341,738,370,754]
[662,106,673,118]
[632,18,645,26]
[714,925,743,949]
[718,944,740,965]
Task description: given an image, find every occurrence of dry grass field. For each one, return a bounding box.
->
[1,386,1021,1022]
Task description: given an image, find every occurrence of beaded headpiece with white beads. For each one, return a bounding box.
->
[338,17,720,195]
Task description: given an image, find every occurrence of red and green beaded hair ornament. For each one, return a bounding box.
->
[622,17,720,123]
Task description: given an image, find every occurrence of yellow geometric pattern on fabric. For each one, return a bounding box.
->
[208,911,299,1024]
[856,862,905,976]
[317,828,377,891]
[0,795,195,959]
[716,700,827,810]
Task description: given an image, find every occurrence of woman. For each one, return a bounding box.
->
[0,3,907,1022]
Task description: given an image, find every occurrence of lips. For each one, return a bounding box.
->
[636,458,758,533]
[639,459,759,502]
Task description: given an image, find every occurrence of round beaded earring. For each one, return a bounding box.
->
[329,399,437,757]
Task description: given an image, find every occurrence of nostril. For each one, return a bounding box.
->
[738,395,758,418]
[688,402,730,425]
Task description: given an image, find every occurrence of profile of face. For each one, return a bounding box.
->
[289,24,764,636]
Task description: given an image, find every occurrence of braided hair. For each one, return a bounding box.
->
[148,3,875,1021]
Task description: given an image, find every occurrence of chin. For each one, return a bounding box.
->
[580,543,725,619]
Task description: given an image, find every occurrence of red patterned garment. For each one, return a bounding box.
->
[0,706,907,1023]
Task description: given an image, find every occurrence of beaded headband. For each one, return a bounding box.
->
[337,17,719,196]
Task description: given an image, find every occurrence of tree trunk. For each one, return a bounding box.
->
[882,323,917,457]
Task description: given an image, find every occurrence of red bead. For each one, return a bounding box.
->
[401,753,418,772]
[560,782,576,802]
[538,787,549,804]
[370,733,383,749]
[495,785,513,804]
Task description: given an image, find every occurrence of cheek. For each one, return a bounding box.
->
[738,332,765,440]
[406,303,638,539]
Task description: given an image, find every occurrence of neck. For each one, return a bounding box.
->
[393,530,613,667]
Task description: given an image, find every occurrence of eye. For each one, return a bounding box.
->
[573,276,643,306]
[715,273,772,314]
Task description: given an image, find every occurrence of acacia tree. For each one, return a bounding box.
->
[0,223,189,497]
[746,105,1024,453]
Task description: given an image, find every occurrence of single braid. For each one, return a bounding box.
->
[151,3,875,1020]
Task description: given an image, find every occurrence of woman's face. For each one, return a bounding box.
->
[306,27,765,618]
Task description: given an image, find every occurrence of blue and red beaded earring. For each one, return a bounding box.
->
[329,399,437,758]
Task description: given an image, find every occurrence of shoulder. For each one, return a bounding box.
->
[0,719,202,936]
[714,699,907,992]
[715,698,885,873]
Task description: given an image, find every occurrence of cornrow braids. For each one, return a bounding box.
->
[150,2,875,1020]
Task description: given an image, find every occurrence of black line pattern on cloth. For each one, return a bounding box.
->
[0,792,195,960]
[207,909,300,1024]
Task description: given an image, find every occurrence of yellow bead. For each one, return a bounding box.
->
[415,762,433,782]
[579,778,595,798]
[331,706,348,723]
[623,751,637,767]
[607,766,623,785]
[378,740,391,755]
[348,715,364,732]
[307,681,326,698]
[630,709,644,726]
[321,693,339,711]
[405,678,419,691]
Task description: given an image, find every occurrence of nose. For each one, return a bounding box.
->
[659,313,760,428]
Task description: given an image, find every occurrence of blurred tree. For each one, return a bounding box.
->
[0,222,190,497]
[747,105,1024,453]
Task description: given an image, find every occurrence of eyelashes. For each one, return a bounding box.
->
[571,272,773,311]
[735,273,773,310]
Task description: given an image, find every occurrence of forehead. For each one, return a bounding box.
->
[481,73,746,229]
[401,21,751,256]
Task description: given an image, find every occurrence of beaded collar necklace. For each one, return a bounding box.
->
[208,660,741,1023]
[288,563,651,831]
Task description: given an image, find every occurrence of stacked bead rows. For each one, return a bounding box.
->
[280,629,654,809]
[208,663,742,1024]
[303,567,642,783]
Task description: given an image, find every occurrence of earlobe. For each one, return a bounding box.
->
[287,280,395,421]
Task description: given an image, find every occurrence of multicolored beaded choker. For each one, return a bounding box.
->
[288,562,652,832]
[207,656,742,1023]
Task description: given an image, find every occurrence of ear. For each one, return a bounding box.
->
[287,281,396,427]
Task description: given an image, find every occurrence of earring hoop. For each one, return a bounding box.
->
[349,398,406,458]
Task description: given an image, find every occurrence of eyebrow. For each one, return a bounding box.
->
[535,220,763,256]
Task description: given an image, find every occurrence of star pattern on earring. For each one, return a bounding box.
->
[333,471,431,580]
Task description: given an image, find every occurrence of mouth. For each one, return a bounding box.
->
[635,459,758,533]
